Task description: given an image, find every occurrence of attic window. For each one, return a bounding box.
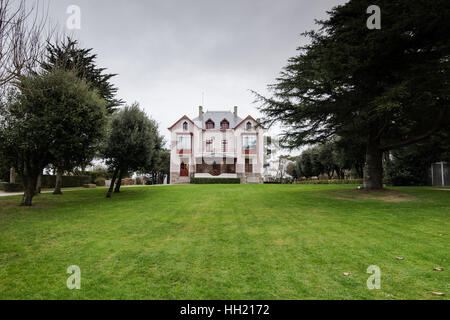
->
[182,121,188,131]
[246,121,252,130]
[220,119,229,130]
[206,119,215,129]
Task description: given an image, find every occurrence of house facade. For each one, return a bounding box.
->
[168,106,267,184]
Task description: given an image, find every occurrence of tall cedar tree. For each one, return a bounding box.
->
[0,69,107,206]
[41,37,122,193]
[41,37,123,114]
[256,0,450,189]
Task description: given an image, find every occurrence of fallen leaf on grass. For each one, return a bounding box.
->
[343,272,350,276]
[431,291,445,296]
[433,267,444,271]
[395,257,405,260]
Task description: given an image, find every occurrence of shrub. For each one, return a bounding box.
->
[135,177,143,185]
[4,183,23,192]
[0,181,7,190]
[94,177,106,186]
[81,169,113,183]
[191,178,240,184]
[385,161,426,186]
[295,179,363,185]
[121,178,135,185]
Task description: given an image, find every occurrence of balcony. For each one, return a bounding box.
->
[200,152,236,158]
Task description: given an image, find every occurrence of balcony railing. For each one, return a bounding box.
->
[201,151,236,158]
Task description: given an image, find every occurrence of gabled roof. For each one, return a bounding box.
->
[234,115,266,129]
[170,110,265,131]
[168,115,197,130]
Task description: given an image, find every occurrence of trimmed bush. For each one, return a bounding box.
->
[191,178,240,184]
[295,179,363,185]
[0,181,7,190]
[3,183,23,192]
[82,170,112,183]
[385,161,426,186]
[94,177,106,186]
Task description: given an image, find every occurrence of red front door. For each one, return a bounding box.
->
[180,162,189,176]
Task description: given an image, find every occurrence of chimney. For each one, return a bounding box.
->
[199,106,204,118]
[234,106,238,118]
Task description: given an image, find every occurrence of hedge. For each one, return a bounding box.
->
[295,179,363,185]
[191,178,241,184]
[3,183,23,192]
[40,175,91,188]
[0,182,7,190]
[1,175,92,190]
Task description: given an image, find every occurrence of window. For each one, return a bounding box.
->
[246,121,252,130]
[222,140,227,152]
[206,138,213,152]
[177,135,191,150]
[182,121,188,131]
[220,119,229,130]
[206,119,215,129]
[243,135,256,153]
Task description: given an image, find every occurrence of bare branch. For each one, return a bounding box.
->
[0,0,55,94]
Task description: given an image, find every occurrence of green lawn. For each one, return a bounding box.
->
[0,184,448,299]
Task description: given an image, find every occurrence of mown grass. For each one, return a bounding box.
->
[0,184,448,299]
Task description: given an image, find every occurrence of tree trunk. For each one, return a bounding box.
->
[114,170,123,193]
[53,168,63,194]
[363,142,383,189]
[36,173,42,194]
[9,167,15,183]
[355,163,364,179]
[21,175,38,206]
[106,168,118,198]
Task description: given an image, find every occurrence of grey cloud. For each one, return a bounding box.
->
[45,0,347,144]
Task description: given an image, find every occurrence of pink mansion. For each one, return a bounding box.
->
[168,106,267,184]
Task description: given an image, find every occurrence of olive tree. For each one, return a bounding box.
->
[0,69,107,206]
[102,103,158,198]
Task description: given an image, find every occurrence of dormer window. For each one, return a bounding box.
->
[206,119,215,129]
[220,119,229,130]
[246,121,252,130]
[182,121,188,131]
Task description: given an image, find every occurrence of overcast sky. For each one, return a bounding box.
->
[42,0,347,146]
